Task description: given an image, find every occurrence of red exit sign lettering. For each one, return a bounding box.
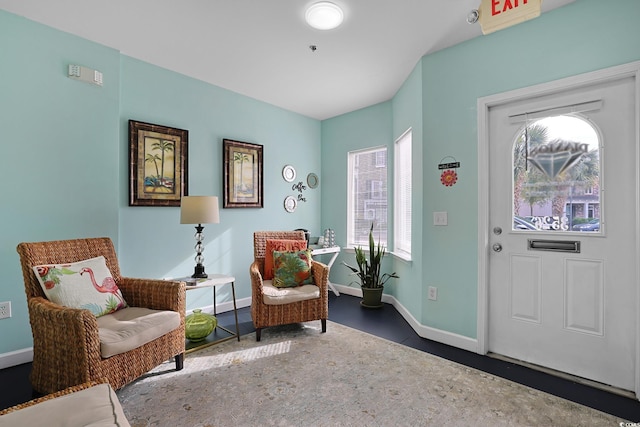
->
[492,0,529,16]
[479,0,541,34]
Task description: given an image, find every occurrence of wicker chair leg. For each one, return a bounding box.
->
[321,319,327,333]
[175,353,184,371]
[256,328,262,342]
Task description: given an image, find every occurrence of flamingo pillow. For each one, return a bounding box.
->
[32,256,127,317]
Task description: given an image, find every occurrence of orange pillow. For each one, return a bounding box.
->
[264,239,308,280]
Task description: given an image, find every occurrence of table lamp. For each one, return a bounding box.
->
[180,196,220,278]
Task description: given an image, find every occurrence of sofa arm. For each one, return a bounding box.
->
[117,278,186,314]
[0,379,130,426]
[0,379,108,415]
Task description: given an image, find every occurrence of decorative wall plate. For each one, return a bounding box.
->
[307,173,319,189]
[284,195,297,213]
[282,165,296,182]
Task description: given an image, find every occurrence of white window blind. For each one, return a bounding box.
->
[347,147,388,247]
[394,129,412,258]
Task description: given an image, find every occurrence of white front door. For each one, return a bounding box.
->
[484,69,637,392]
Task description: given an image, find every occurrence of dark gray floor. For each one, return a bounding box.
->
[2,294,640,421]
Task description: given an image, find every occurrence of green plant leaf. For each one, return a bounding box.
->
[343,222,399,289]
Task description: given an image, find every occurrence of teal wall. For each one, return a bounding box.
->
[320,102,393,288]
[391,62,423,317]
[0,12,121,354]
[0,10,320,357]
[2,0,640,360]
[117,56,321,309]
[323,0,640,340]
[419,0,640,338]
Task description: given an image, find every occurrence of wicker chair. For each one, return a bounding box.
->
[16,237,186,395]
[249,231,329,341]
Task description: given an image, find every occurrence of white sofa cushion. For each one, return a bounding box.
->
[262,280,320,305]
[0,383,130,427]
[97,307,180,358]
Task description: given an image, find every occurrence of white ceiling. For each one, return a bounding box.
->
[1,0,574,120]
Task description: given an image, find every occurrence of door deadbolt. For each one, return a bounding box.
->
[492,243,503,252]
[493,227,502,235]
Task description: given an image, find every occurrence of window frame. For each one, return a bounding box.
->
[393,128,412,260]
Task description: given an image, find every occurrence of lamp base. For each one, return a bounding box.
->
[191,264,208,279]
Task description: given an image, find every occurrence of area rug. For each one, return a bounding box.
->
[116,321,625,426]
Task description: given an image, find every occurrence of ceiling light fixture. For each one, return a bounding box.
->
[305,2,344,30]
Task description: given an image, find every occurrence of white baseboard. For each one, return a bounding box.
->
[333,284,479,353]
[193,296,251,315]
[332,284,362,297]
[0,347,33,369]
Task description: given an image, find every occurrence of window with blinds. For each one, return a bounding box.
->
[394,129,412,259]
[347,147,388,247]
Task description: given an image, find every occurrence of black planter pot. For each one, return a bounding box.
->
[360,286,384,309]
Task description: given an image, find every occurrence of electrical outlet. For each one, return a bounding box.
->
[0,301,11,319]
[428,286,438,301]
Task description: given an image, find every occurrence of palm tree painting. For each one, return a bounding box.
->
[129,120,187,207]
[143,137,176,194]
[233,151,254,196]
[223,139,263,208]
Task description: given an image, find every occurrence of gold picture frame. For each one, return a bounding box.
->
[223,139,263,208]
[129,120,188,206]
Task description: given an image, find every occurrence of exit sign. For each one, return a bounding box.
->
[478,0,542,35]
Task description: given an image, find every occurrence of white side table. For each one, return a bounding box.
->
[175,274,240,353]
[311,246,341,296]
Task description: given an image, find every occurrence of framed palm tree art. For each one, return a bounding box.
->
[223,139,263,208]
[129,120,188,206]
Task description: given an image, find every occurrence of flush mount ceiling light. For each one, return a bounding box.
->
[305,2,344,30]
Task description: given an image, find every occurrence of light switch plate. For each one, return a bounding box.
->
[433,211,448,226]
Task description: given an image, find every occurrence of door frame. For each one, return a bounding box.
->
[476,61,640,397]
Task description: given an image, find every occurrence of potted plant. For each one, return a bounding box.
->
[343,224,399,308]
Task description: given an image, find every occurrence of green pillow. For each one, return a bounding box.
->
[273,250,314,288]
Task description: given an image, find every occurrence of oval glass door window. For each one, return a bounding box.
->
[513,115,600,233]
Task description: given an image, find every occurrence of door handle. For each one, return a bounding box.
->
[492,243,502,252]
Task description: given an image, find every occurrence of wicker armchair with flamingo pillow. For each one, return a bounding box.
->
[16,237,186,395]
[250,230,329,341]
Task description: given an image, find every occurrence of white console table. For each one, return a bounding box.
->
[311,246,341,296]
[172,274,240,353]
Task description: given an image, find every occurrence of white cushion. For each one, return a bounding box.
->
[262,280,320,305]
[0,383,130,427]
[97,307,180,358]
[32,256,127,317]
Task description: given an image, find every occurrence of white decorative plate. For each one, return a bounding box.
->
[282,165,296,182]
[284,195,297,213]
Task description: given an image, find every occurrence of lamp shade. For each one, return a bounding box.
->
[180,196,220,224]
